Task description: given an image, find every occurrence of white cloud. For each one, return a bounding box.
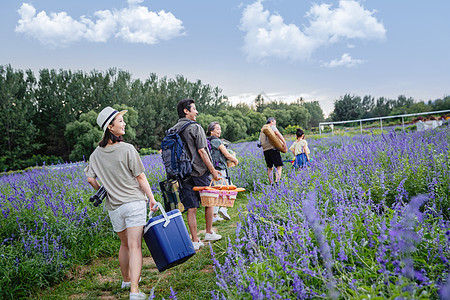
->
[16,3,87,47]
[240,1,317,61]
[240,0,386,63]
[81,10,116,43]
[321,53,365,68]
[305,0,386,42]
[15,2,184,47]
[115,6,184,44]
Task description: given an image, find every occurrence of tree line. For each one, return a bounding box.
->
[1,65,448,171]
[0,65,323,171]
[331,94,450,122]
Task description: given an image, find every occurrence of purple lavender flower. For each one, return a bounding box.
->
[439,273,450,300]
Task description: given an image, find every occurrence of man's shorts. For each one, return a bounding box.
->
[179,172,212,210]
[108,200,147,232]
[263,149,283,168]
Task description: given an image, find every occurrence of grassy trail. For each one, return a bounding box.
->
[35,196,249,300]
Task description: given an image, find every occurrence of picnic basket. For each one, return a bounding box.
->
[218,190,238,207]
[199,188,221,207]
[195,179,245,208]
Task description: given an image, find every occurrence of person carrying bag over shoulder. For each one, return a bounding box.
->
[167,99,223,251]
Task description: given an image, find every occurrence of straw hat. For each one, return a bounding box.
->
[96,106,127,133]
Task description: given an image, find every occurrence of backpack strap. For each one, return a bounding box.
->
[175,120,198,183]
[207,135,219,148]
[177,120,196,134]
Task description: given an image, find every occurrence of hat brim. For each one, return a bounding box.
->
[102,110,128,133]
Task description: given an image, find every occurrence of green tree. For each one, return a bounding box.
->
[372,96,394,117]
[33,69,81,159]
[0,65,40,170]
[407,101,429,114]
[331,94,363,121]
[302,101,323,128]
[430,96,450,111]
[262,108,291,133]
[196,114,226,134]
[390,95,415,115]
[218,110,249,141]
[289,104,311,129]
[254,94,265,113]
[361,95,375,118]
[243,110,266,138]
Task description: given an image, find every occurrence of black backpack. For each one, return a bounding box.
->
[161,121,196,181]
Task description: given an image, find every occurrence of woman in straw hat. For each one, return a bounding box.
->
[84,106,157,300]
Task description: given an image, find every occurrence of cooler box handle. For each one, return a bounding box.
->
[147,202,171,228]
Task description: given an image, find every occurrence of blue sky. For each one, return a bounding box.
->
[1,0,449,116]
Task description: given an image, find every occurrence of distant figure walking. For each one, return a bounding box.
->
[290,128,310,169]
[259,117,287,184]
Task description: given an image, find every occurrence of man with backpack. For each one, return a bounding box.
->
[167,99,222,250]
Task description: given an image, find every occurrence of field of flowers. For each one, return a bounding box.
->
[214,128,450,299]
[0,127,449,299]
[0,156,166,298]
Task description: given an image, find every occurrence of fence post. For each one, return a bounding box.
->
[360,120,363,134]
[380,119,383,132]
[402,117,405,131]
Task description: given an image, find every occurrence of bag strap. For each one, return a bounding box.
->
[175,120,198,187]
[177,120,196,134]
[147,201,170,227]
[207,136,219,148]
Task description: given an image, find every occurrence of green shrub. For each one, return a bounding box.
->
[139,148,160,156]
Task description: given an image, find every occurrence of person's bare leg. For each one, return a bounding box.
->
[187,207,199,241]
[117,229,130,282]
[267,167,274,185]
[125,226,144,294]
[275,166,282,183]
[205,206,214,233]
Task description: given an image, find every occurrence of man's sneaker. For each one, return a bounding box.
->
[218,207,231,220]
[193,241,204,250]
[130,291,146,300]
[213,215,224,223]
[204,231,222,241]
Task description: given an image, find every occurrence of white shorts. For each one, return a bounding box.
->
[108,200,147,232]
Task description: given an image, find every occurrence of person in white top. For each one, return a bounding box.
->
[289,128,310,169]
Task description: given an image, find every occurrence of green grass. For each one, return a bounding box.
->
[34,195,250,300]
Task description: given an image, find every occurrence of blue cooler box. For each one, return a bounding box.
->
[143,204,195,272]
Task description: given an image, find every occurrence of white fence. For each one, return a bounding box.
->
[319,109,450,135]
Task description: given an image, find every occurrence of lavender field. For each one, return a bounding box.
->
[1,127,449,299]
[215,128,450,299]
